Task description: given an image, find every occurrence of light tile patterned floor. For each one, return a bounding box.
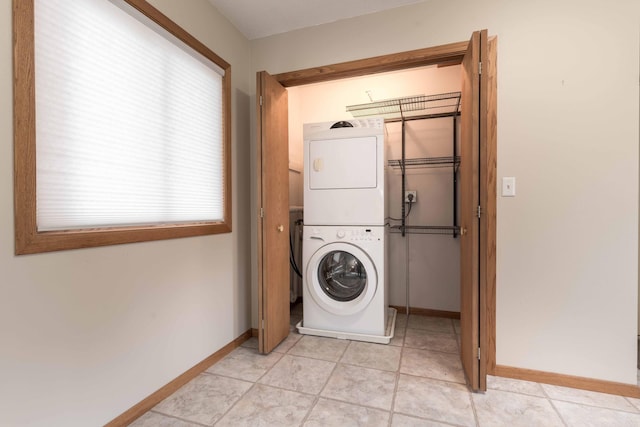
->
[130,309,640,426]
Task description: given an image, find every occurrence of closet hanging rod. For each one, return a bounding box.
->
[388,156,460,169]
[384,111,460,123]
[389,225,461,235]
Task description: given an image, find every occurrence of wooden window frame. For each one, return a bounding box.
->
[13,0,232,255]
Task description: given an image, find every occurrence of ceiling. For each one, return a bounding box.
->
[207,0,428,40]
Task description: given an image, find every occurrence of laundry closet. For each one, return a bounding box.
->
[287,64,462,318]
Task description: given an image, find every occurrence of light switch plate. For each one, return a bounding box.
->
[502,177,516,197]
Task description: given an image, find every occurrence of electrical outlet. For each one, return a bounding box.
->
[404,190,417,203]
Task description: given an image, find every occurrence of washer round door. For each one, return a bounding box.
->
[305,242,377,316]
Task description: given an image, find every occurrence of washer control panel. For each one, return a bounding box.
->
[306,226,384,242]
[335,228,380,241]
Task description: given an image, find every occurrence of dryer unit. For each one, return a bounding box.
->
[297,225,395,343]
[303,118,386,226]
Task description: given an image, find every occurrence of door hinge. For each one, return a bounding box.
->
[262,319,265,329]
[260,207,264,218]
[259,95,263,106]
[479,61,482,75]
[477,205,482,219]
[477,347,481,360]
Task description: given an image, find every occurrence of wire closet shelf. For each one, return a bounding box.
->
[347,91,462,237]
[346,91,461,121]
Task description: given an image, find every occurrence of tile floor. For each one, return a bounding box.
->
[131,306,640,426]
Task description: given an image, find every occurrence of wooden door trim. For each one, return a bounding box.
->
[483,35,498,375]
[264,36,497,377]
[273,41,469,87]
[256,72,266,351]
[495,365,640,399]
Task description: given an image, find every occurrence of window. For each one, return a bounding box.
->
[14,0,231,254]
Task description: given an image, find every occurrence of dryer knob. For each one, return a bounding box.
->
[336,230,346,239]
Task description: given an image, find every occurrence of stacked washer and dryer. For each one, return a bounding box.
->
[297,118,397,344]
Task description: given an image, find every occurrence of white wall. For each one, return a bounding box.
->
[0,1,253,426]
[252,0,640,385]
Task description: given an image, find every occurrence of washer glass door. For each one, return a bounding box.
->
[305,241,377,316]
[318,250,366,301]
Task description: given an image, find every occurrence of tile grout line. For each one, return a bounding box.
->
[210,381,259,425]
[538,381,570,427]
[468,387,481,426]
[548,397,640,416]
[388,318,407,427]
[546,397,570,427]
[209,341,289,426]
[449,317,481,427]
[540,380,640,415]
[624,395,640,413]
[297,338,352,425]
[147,409,211,427]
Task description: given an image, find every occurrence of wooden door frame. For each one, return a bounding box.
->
[270,37,497,376]
[274,41,469,87]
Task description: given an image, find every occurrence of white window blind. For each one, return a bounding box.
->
[34,0,225,231]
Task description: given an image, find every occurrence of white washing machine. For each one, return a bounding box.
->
[298,225,395,343]
[303,118,386,226]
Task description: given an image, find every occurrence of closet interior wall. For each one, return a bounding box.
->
[287,65,462,314]
[385,115,461,313]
